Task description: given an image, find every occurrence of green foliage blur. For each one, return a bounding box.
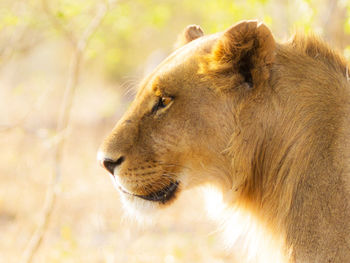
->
[1,0,349,82]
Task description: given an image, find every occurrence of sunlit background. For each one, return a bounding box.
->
[1,0,349,262]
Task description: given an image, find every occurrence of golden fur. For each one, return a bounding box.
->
[98,21,350,262]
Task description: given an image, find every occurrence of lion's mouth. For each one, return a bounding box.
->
[119,181,179,204]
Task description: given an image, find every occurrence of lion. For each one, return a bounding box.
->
[98,21,350,262]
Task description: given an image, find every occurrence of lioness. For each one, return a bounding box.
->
[98,21,350,262]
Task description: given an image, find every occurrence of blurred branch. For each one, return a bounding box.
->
[0,27,28,67]
[0,28,44,71]
[0,2,42,69]
[20,2,109,263]
[41,0,76,46]
[56,2,108,153]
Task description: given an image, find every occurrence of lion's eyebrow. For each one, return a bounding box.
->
[154,89,161,97]
[151,76,163,96]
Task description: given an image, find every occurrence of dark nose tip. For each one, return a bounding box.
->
[101,156,125,175]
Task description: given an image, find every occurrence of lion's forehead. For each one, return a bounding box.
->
[138,33,220,96]
[161,32,220,71]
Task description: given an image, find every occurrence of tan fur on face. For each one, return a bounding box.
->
[99,21,350,262]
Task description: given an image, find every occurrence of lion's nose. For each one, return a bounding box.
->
[98,153,125,175]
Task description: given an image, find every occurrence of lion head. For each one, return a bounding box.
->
[98,21,275,207]
[98,24,239,212]
[98,21,350,262]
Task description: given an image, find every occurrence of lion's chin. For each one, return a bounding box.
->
[108,174,181,221]
[118,191,182,224]
[119,194,163,221]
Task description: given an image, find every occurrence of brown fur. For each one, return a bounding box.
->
[99,21,350,262]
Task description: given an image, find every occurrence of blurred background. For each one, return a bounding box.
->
[0,0,349,262]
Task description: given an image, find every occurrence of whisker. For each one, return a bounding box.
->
[120,76,140,97]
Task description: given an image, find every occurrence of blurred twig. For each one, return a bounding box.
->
[20,2,109,263]
[0,2,42,70]
[41,0,76,46]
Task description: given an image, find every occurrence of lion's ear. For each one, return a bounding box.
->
[211,20,275,87]
[175,25,204,48]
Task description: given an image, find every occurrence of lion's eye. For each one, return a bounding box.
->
[152,96,173,113]
[160,97,172,108]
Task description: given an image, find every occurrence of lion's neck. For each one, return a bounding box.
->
[284,160,350,262]
[217,143,350,262]
[238,121,350,262]
[228,105,350,262]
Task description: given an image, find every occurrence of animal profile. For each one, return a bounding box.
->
[98,20,350,262]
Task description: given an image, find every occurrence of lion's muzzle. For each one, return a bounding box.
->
[98,151,180,204]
